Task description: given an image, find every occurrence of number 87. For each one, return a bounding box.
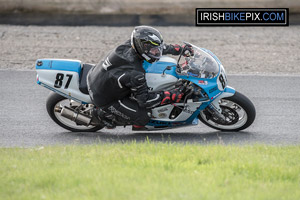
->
[54,73,73,89]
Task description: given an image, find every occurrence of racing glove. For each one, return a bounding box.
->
[161,89,184,105]
[163,44,194,57]
[182,44,194,57]
[163,44,182,55]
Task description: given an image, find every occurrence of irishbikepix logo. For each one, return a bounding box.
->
[196,8,289,26]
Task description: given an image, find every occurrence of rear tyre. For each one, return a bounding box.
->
[198,91,256,131]
[46,92,103,132]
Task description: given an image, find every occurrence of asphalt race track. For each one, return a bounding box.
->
[0,70,299,147]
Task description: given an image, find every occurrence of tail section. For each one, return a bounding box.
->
[36,59,92,104]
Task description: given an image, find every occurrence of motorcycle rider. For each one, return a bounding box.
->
[87,25,193,129]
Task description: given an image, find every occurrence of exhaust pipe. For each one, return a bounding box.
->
[60,106,92,126]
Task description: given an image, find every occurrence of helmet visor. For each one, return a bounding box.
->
[144,43,163,59]
[149,45,163,58]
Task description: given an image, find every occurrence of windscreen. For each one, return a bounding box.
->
[178,44,220,79]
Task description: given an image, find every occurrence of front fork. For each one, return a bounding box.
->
[207,86,236,118]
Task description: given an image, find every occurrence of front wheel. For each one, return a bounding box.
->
[46,92,104,132]
[198,91,256,131]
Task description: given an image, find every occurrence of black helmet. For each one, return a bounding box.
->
[131,26,164,63]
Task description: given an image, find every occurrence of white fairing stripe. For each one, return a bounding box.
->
[118,100,137,112]
[146,94,160,103]
[117,73,126,89]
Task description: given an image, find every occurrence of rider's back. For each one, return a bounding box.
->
[87,40,144,107]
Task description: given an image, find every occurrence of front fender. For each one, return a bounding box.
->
[223,86,236,97]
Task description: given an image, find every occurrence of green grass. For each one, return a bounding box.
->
[1,143,300,200]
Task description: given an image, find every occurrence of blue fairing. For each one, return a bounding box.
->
[147,111,200,128]
[36,59,82,76]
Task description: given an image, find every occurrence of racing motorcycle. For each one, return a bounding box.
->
[35,43,256,132]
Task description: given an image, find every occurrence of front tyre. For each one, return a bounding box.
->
[198,91,256,131]
[46,92,103,132]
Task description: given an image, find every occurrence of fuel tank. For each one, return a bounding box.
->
[143,56,179,91]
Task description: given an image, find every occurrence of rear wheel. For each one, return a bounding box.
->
[198,91,256,131]
[46,92,103,132]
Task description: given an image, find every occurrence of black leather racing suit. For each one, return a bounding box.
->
[87,40,182,126]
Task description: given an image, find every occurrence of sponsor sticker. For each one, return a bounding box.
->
[198,80,208,85]
[158,108,168,113]
[209,86,218,93]
[211,92,221,100]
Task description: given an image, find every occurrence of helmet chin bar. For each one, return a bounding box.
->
[142,53,159,63]
[142,53,151,61]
